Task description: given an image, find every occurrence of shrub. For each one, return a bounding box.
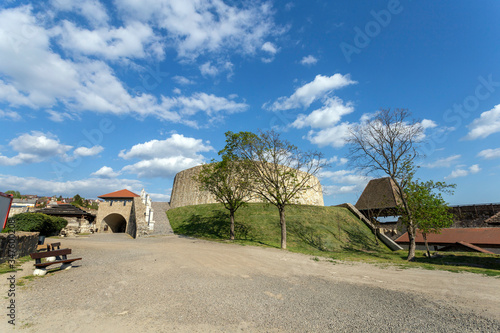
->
[3,213,68,236]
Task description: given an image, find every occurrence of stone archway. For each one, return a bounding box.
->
[103,213,127,233]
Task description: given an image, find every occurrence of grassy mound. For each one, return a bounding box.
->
[167,203,389,255]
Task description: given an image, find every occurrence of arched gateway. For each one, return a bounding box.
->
[95,189,157,238]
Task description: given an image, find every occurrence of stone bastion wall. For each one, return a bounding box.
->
[169,164,324,209]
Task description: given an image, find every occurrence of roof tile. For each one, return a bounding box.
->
[98,189,140,198]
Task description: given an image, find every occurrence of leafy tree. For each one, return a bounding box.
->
[195,156,253,240]
[72,194,84,207]
[221,130,327,249]
[5,190,21,198]
[347,108,423,260]
[3,213,67,236]
[401,177,455,257]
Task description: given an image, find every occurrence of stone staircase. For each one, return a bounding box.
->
[150,202,174,235]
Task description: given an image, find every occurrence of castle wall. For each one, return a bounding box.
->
[170,165,324,209]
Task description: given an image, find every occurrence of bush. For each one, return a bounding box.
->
[3,213,68,236]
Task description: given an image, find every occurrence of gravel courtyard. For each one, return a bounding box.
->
[3,233,500,332]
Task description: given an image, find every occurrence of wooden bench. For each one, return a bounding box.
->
[30,247,81,276]
[36,242,61,252]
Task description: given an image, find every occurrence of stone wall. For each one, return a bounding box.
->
[170,164,324,209]
[133,197,149,237]
[8,206,33,218]
[0,231,39,264]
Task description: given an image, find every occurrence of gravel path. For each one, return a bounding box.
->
[2,233,500,332]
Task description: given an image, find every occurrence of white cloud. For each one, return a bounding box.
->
[55,20,162,60]
[91,166,120,178]
[122,156,202,178]
[46,110,75,122]
[173,76,194,85]
[305,122,351,148]
[199,60,234,78]
[149,190,171,202]
[477,148,500,160]
[464,104,500,140]
[423,155,461,168]
[261,42,278,63]
[447,169,468,179]
[51,0,109,27]
[320,169,370,185]
[325,156,348,166]
[0,173,142,198]
[0,6,245,127]
[115,0,278,59]
[421,119,438,129]
[319,169,371,196]
[0,109,21,121]
[261,42,278,54]
[200,62,218,77]
[299,108,436,149]
[469,164,481,173]
[0,131,73,165]
[291,97,354,129]
[119,134,213,178]
[322,184,358,195]
[159,93,248,123]
[266,73,356,111]
[74,145,104,157]
[0,132,107,165]
[119,134,213,160]
[300,55,317,65]
[446,164,481,179]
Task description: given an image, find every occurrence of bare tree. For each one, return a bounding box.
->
[222,130,327,249]
[195,157,252,240]
[347,108,423,261]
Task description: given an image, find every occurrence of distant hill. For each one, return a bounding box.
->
[167,203,389,254]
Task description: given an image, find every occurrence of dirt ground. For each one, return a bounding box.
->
[2,233,500,332]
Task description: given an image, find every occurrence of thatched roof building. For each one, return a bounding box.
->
[355,177,402,216]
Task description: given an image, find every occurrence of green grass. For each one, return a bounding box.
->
[168,203,388,254]
[167,203,500,277]
[327,249,500,276]
[16,275,38,286]
[0,256,31,275]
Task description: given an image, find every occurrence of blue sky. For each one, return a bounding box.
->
[0,0,499,205]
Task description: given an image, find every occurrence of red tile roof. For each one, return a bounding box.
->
[395,228,500,246]
[98,189,140,199]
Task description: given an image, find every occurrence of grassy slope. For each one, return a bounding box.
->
[167,203,389,254]
[167,203,500,277]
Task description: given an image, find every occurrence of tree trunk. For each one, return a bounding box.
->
[230,210,235,240]
[279,207,286,249]
[423,233,431,258]
[407,222,416,261]
[393,179,416,261]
